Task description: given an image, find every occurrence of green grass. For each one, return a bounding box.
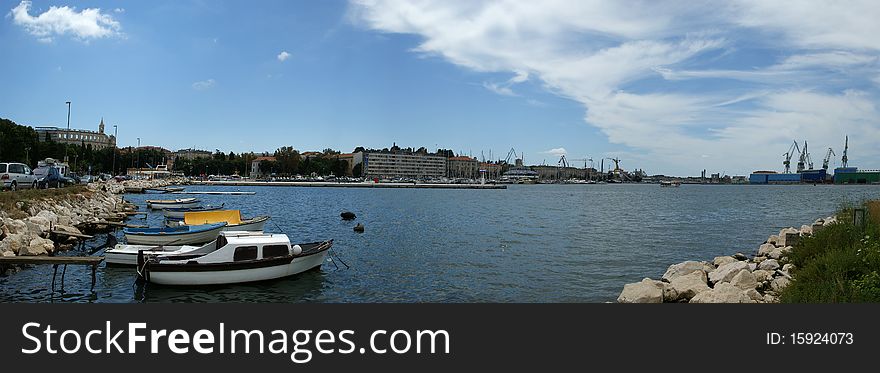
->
[0,185,89,219]
[780,201,880,303]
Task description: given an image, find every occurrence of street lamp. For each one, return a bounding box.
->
[65,101,71,162]
[112,125,118,175]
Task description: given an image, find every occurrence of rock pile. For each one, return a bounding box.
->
[617,215,838,303]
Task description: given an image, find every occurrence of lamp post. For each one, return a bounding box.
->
[112,125,118,176]
[136,137,141,179]
[65,101,71,162]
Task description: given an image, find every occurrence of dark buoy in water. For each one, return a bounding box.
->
[341,211,356,220]
[353,223,364,233]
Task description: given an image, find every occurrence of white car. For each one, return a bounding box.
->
[1,162,38,191]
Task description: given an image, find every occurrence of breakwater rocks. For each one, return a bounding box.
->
[0,179,176,263]
[617,216,839,303]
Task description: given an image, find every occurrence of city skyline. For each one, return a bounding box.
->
[2,1,879,176]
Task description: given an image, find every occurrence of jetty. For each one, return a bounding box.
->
[190,181,506,189]
[0,256,104,290]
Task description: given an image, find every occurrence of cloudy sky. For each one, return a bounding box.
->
[2,1,879,176]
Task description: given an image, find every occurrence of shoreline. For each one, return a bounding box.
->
[616,215,838,303]
[188,180,507,189]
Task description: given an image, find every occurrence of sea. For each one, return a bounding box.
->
[2,183,879,303]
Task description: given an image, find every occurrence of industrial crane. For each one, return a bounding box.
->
[783,140,800,173]
[822,148,835,170]
[797,141,812,172]
[842,136,849,168]
[503,148,518,165]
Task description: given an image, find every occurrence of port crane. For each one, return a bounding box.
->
[841,136,849,168]
[783,140,801,173]
[797,141,812,172]
[822,148,836,171]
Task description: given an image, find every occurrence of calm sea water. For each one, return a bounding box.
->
[2,184,879,303]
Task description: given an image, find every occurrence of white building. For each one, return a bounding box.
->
[356,152,446,179]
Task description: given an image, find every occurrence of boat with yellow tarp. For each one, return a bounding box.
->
[165,210,270,232]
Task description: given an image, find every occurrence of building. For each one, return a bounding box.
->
[356,152,446,179]
[749,171,801,184]
[447,156,479,179]
[251,156,277,177]
[333,153,355,176]
[174,148,213,161]
[34,118,116,150]
[479,162,503,180]
[532,165,587,180]
[833,167,880,184]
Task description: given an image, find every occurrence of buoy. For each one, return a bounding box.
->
[353,223,364,233]
[341,211,356,220]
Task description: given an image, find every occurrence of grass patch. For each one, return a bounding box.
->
[780,202,880,303]
[0,186,89,219]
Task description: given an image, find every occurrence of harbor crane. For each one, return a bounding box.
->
[503,148,521,165]
[842,135,849,168]
[797,141,812,172]
[822,148,835,170]
[783,140,801,173]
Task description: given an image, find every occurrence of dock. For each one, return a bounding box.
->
[190,181,507,189]
[170,191,257,195]
[0,256,104,290]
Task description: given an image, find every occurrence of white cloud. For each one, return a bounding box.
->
[192,79,216,90]
[9,0,122,42]
[114,8,125,14]
[277,51,291,62]
[543,148,567,157]
[352,0,880,175]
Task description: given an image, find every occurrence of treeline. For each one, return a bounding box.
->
[1,117,166,175]
[174,147,350,177]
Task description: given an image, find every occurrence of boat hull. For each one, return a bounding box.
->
[144,249,329,285]
[105,244,209,265]
[124,225,225,245]
[148,201,199,210]
[165,216,269,232]
[163,205,224,219]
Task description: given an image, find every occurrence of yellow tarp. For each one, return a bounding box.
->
[184,210,242,225]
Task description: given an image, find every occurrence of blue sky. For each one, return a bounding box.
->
[2,1,880,176]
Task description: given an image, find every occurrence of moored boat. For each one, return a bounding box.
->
[146,197,200,209]
[165,210,269,232]
[137,232,333,285]
[123,222,226,245]
[105,241,215,266]
[162,203,225,219]
[660,180,681,187]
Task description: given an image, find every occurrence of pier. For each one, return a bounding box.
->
[0,256,104,290]
[189,181,507,189]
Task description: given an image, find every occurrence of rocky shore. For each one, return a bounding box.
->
[617,215,839,303]
[0,179,182,271]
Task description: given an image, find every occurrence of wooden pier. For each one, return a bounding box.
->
[0,256,104,290]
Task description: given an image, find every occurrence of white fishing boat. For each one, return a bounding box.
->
[164,210,269,232]
[105,241,215,266]
[145,197,200,210]
[137,232,333,285]
[162,203,225,219]
[123,222,227,245]
[660,180,681,187]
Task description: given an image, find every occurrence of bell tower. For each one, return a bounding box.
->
[99,117,105,134]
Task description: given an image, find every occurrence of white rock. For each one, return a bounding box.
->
[1,250,15,257]
[689,283,756,303]
[661,261,714,282]
[618,278,665,303]
[823,216,837,226]
[20,237,54,256]
[778,227,800,247]
[745,288,762,302]
[758,243,776,256]
[713,256,737,267]
[35,210,59,226]
[4,219,27,235]
[0,233,29,254]
[800,224,813,236]
[26,216,51,233]
[782,263,796,273]
[665,270,710,301]
[709,261,750,284]
[758,259,780,271]
[752,269,774,283]
[767,235,779,246]
[730,269,758,290]
[763,294,778,303]
[748,263,757,272]
[769,246,792,260]
[770,277,791,292]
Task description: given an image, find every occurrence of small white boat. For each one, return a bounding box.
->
[166,215,270,232]
[137,232,333,286]
[162,204,225,219]
[105,241,215,266]
[146,198,200,210]
[660,180,681,187]
[123,222,227,245]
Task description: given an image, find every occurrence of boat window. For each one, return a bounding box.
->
[233,246,258,261]
[263,245,289,258]
[216,235,227,251]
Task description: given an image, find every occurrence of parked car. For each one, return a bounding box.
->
[1,162,38,191]
[37,166,76,189]
[79,175,94,184]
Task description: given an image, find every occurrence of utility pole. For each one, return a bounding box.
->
[65,101,71,162]
[137,137,141,179]
[112,125,118,175]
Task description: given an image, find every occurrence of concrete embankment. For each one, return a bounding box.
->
[617,216,839,303]
[0,179,179,273]
[191,180,507,189]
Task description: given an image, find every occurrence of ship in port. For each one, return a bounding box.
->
[749,136,877,184]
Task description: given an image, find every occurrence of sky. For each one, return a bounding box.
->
[2,0,880,176]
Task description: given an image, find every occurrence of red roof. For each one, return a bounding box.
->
[252,156,276,162]
[448,156,475,161]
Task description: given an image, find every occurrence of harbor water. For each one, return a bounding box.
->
[2,184,880,303]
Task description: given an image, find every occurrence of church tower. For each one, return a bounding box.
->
[99,117,105,134]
